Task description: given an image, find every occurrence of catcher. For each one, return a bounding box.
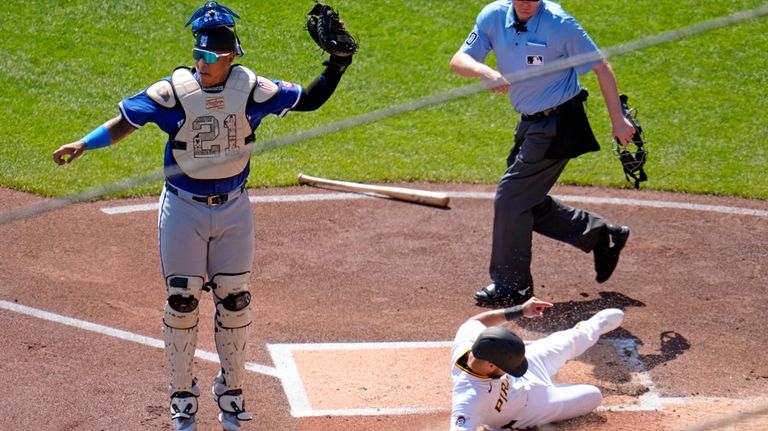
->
[52,2,356,430]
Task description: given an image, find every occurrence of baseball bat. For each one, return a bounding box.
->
[297,173,450,208]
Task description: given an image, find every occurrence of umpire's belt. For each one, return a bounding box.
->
[165,182,245,207]
[521,106,559,121]
[521,89,588,121]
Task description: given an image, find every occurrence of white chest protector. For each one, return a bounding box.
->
[171,66,256,180]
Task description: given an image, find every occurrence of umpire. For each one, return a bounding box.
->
[450,0,636,308]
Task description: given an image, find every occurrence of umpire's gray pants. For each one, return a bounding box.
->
[489,116,606,290]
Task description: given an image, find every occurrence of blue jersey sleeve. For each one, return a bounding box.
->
[118,81,185,135]
[272,80,303,116]
[245,79,302,121]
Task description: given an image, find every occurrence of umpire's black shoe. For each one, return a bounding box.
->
[474,283,534,309]
[594,225,630,283]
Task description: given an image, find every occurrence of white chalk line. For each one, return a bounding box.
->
[1,298,714,418]
[0,299,280,378]
[100,191,768,218]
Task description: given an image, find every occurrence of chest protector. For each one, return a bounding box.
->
[171,66,256,179]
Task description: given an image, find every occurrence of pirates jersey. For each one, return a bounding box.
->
[450,320,532,431]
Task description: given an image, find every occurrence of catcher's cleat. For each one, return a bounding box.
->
[594,225,630,283]
[474,282,533,309]
[219,412,248,431]
[172,415,196,431]
[169,380,200,431]
[213,375,252,430]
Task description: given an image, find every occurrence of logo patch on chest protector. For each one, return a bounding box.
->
[206,96,225,110]
[253,77,279,103]
[147,80,176,108]
[157,87,171,102]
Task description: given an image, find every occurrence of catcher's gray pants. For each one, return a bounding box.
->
[489,116,606,290]
[158,184,254,278]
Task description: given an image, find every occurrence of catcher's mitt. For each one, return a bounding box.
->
[614,94,648,189]
[306,2,358,57]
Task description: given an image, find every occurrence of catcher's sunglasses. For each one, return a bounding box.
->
[193,48,233,64]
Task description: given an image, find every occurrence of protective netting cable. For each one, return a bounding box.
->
[1,4,767,225]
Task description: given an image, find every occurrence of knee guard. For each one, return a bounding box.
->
[210,273,252,390]
[164,275,204,392]
[164,275,204,329]
[211,273,252,329]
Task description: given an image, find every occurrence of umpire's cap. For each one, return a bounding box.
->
[471,327,528,377]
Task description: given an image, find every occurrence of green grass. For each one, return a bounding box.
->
[1,0,766,199]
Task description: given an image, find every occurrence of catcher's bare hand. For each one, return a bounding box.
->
[53,141,86,165]
[521,297,553,318]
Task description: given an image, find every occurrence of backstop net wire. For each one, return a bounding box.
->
[1,3,767,227]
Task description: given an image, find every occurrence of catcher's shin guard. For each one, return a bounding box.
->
[164,275,204,392]
[210,273,252,390]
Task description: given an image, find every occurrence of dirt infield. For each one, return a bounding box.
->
[0,183,766,430]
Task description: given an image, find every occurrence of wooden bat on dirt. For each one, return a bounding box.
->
[297,173,450,208]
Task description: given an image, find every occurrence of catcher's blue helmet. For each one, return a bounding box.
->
[185,1,244,55]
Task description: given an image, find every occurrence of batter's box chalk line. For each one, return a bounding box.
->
[265,339,692,418]
[267,341,454,418]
